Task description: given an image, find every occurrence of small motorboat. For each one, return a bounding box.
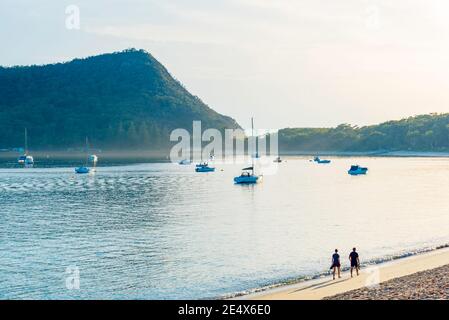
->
[234,166,261,184]
[348,165,368,175]
[313,156,331,164]
[195,162,215,172]
[179,159,191,165]
[75,166,90,174]
[273,156,282,163]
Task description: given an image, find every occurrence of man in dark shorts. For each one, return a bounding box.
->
[349,247,360,277]
[331,249,341,280]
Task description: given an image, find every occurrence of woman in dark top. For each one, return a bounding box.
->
[331,249,341,280]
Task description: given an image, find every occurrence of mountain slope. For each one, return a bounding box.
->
[0,49,240,150]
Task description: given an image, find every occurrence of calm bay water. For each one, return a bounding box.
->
[1,157,449,299]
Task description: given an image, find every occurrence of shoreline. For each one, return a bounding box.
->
[2,150,449,160]
[234,245,449,300]
[280,150,449,157]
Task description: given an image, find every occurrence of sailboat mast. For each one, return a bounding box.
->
[85,137,89,166]
[251,117,254,175]
[24,128,28,155]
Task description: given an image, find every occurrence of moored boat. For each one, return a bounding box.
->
[234,166,261,184]
[75,166,90,174]
[195,163,215,172]
[313,156,331,164]
[348,165,368,175]
[179,159,191,165]
[75,137,92,174]
[18,128,34,167]
[234,117,261,184]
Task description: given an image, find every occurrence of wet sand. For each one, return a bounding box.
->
[240,247,449,300]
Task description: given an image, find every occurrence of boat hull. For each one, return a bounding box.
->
[348,168,368,175]
[75,167,90,174]
[195,167,215,172]
[234,175,260,184]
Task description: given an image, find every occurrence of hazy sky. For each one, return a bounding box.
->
[2,0,449,129]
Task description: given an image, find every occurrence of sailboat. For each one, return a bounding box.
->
[17,128,34,167]
[75,137,91,174]
[234,117,261,184]
[250,118,260,159]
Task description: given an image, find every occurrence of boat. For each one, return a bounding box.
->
[313,156,331,164]
[89,154,98,172]
[234,117,262,184]
[273,156,282,163]
[75,166,90,174]
[24,155,34,167]
[17,128,34,167]
[179,159,191,165]
[75,137,91,174]
[195,162,215,172]
[348,165,368,175]
[234,166,260,184]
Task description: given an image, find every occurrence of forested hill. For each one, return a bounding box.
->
[0,49,240,150]
[279,113,449,152]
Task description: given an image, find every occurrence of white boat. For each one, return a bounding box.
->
[18,128,34,167]
[179,159,191,165]
[234,117,261,184]
[89,154,98,172]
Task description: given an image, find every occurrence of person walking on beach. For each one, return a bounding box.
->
[331,249,341,280]
[349,247,360,277]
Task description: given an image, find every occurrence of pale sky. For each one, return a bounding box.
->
[2,0,449,129]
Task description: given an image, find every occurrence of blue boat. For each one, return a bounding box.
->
[234,117,261,184]
[313,156,331,164]
[348,165,368,175]
[75,137,91,174]
[234,167,260,184]
[195,163,215,172]
[75,166,90,174]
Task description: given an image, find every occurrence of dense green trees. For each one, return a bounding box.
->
[2,49,448,153]
[0,49,240,150]
[278,114,449,152]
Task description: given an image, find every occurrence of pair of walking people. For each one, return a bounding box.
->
[331,248,360,280]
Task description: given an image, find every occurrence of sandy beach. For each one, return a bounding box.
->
[240,246,449,300]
